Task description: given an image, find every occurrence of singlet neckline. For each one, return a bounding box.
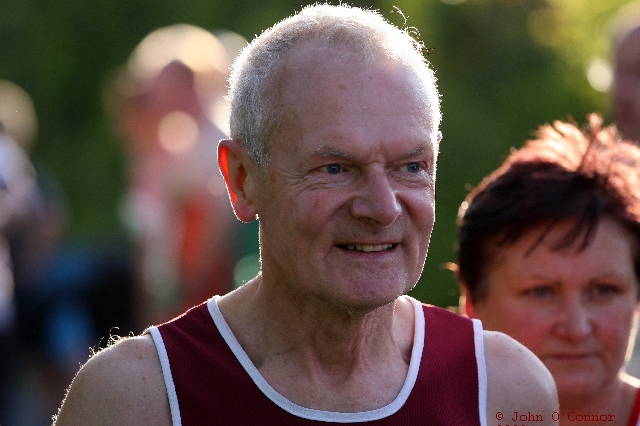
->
[207,295,425,423]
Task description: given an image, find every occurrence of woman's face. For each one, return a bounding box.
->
[467,218,639,401]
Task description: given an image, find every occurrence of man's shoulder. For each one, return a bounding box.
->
[53,334,171,426]
[483,330,559,424]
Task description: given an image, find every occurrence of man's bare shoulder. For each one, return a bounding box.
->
[484,330,559,425]
[53,334,171,426]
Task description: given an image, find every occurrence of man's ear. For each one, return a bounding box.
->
[218,139,258,223]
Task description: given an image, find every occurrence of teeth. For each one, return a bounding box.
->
[343,243,393,252]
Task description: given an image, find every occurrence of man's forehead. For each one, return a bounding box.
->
[277,46,431,114]
[275,41,415,96]
[264,40,438,161]
[271,41,368,97]
[281,39,370,69]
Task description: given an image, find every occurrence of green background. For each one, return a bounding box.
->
[0,0,631,308]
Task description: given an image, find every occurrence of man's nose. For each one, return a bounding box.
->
[349,170,401,227]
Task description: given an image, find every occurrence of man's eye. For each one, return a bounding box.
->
[401,163,421,173]
[321,164,342,174]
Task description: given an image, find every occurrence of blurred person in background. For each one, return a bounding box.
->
[0,80,135,425]
[612,1,640,144]
[106,24,243,326]
[0,80,40,424]
[610,1,640,379]
[457,114,640,425]
[0,79,80,425]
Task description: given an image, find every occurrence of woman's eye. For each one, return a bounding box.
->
[321,164,342,174]
[527,287,552,298]
[401,162,421,173]
[593,284,619,297]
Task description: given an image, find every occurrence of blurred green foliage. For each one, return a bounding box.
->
[0,0,631,307]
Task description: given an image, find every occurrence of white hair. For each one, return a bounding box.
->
[227,3,441,166]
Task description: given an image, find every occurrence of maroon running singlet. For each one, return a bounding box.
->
[149,296,486,425]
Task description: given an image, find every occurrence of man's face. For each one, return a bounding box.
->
[253,44,438,311]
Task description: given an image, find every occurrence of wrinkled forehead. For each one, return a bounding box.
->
[269,41,439,134]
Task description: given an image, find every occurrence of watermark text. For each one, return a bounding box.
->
[494,411,615,425]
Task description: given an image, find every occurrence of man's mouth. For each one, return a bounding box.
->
[337,243,395,252]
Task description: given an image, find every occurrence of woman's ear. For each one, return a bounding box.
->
[218,139,258,223]
[459,283,476,319]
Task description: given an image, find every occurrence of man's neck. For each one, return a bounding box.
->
[217,276,415,411]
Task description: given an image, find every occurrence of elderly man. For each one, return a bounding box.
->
[54,4,558,425]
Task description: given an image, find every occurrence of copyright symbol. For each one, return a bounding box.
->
[496,412,504,420]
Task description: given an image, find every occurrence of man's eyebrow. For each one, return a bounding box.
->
[400,145,427,159]
[315,145,355,160]
[316,144,431,160]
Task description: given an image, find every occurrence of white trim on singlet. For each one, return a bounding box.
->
[148,326,182,426]
[207,295,425,423]
[149,297,488,425]
[473,319,488,426]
